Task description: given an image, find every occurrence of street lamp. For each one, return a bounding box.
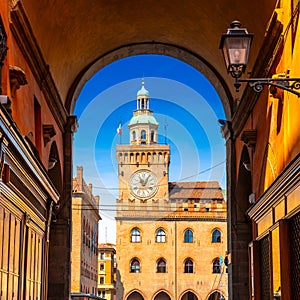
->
[220,21,300,97]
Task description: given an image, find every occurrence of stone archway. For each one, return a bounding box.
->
[153,291,171,300]
[180,291,198,300]
[66,45,232,300]
[127,291,144,300]
[207,291,225,300]
[66,43,234,120]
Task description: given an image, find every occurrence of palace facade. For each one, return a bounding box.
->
[71,166,101,298]
[116,84,228,300]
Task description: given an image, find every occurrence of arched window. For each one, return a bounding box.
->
[184,258,194,273]
[208,291,225,300]
[127,291,144,300]
[157,258,166,273]
[184,229,193,243]
[132,131,136,141]
[151,130,155,142]
[141,130,146,140]
[181,291,198,300]
[156,228,166,242]
[213,258,221,273]
[130,258,140,273]
[212,229,221,243]
[154,292,171,300]
[130,228,141,243]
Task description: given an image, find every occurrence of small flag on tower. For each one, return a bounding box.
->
[117,123,122,135]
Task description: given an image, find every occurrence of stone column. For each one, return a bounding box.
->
[222,120,252,300]
[48,116,77,300]
[221,121,236,300]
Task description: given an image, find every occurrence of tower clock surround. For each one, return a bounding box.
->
[129,169,158,199]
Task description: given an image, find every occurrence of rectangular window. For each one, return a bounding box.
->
[0,206,22,299]
[25,226,43,300]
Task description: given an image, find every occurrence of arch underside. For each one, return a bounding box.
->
[21,0,275,114]
[67,43,233,119]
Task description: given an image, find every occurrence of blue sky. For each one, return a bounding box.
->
[73,55,226,243]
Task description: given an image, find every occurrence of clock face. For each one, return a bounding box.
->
[130,170,158,199]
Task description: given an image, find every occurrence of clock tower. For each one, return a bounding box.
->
[116,82,170,211]
[115,83,227,300]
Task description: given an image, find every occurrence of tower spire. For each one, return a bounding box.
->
[128,82,158,145]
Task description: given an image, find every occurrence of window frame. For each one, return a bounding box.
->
[156,258,167,273]
[212,258,221,273]
[132,131,136,141]
[130,228,141,243]
[130,258,141,273]
[141,130,146,140]
[150,130,155,142]
[156,228,166,243]
[212,229,221,243]
[184,229,193,243]
[184,258,194,273]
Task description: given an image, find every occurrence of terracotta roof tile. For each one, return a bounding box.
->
[168,181,223,200]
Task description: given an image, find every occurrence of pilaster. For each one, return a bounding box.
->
[48,115,78,300]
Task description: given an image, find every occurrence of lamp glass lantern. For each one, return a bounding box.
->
[220,21,253,78]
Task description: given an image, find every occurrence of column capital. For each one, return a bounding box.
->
[65,115,78,134]
[219,120,234,142]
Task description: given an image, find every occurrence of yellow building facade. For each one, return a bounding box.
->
[98,243,116,300]
[116,84,227,300]
[71,166,101,298]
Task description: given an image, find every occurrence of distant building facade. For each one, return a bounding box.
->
[116,84,227,300]
[98,243,116,300]
[71,166,101,298]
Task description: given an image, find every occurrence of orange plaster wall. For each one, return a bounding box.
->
[236,5,300,201]
[2,21,64,175]
[235,88,270,197]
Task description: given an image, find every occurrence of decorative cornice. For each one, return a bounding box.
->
[9,2,67,131]
[116,216,227,222]
[219,120,234,142]
[9,65,27,98]
[248,153,300,221]
[43,124,56,146]
[241,130,257,150]
[65,115,78,134]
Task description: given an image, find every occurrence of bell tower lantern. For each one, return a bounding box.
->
[128,82,158,145]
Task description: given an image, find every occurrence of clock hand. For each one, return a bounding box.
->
[143,174,150,186]
[139,176,145,186]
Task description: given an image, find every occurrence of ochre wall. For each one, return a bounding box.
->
[117,214,227,300]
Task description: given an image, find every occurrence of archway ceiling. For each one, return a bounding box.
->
[21,0,276,107]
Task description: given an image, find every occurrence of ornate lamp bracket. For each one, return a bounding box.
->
[238,77,300,97]
[220,21,300,98]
